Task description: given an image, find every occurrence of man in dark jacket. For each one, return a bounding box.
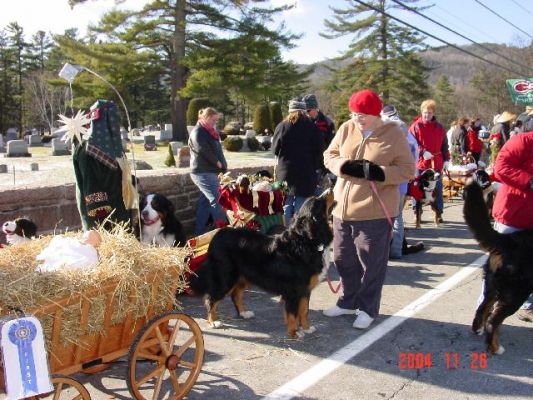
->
[303,93,335,193]
[272,98,324,225]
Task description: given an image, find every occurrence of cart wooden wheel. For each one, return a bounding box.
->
[29,375,91,399]
[127,311,204,400]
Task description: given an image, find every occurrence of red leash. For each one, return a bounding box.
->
[324,180,394,294]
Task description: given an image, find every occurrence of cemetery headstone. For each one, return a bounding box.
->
[51,138,70,156]
[28,134,42,146]
[157,129,173,141]
[143,135,157,151]
[31,163,39,171]
[177,146,190,168]
[5,140,31,157]
[0,164,7,173]
[170,141,183,155]
[6,128,18,142]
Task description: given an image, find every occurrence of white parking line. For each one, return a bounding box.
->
[263,254,487,400]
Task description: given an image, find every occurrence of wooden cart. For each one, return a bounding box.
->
[0,267,204,400]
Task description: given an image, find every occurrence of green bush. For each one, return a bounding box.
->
[163,143,176,167]
[186,98,211,126]
[223,136,243,152]
[223,121,241,136]
[269,101,283,133]
[253,104,272,136]
[247,137,260,152]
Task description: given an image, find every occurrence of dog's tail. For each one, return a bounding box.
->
[463,180,500,252]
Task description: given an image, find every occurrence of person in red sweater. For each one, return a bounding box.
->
[467,117,485,164]
[408,99,450,222]
[482,131,533,321]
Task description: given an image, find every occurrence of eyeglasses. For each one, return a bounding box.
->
[351,113,367,119]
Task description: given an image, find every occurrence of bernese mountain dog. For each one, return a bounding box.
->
[139,193,186,247]
[464,180,533,354]
[189,189,335,338]
[411,168,440,228]
[2,217,37,245]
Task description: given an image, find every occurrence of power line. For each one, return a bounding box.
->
[350,0,526,77]
[390,0,531,74]
[431,3,528,63]
[510,0,533,18]
[474,0,533,40]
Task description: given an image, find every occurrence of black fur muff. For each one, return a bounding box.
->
[340,159,385,182]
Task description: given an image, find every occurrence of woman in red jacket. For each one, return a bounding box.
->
[408,99,450,222]
[467,117,484,164]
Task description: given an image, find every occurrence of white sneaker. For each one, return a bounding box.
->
[353,310,374,329]
[323,305,358,317]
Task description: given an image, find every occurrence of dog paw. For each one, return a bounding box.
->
[495,345,505,355]
[303,326,316,334]
[210,320,223,329]
[295,330,306,338]
[240,311,255,319]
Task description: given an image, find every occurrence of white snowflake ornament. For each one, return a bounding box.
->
[57,110,91,143]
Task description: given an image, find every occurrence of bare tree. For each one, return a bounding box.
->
[25,71,69,133]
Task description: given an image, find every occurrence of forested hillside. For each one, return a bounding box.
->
[306,43,532,127]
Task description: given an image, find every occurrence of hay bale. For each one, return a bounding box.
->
[0,224,190,347]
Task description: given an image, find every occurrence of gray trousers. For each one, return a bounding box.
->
[333,217,392,318]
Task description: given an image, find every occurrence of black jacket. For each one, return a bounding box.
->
[188,123,227,173]
[272,116,324,197]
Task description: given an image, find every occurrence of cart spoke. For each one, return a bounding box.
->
[167,321,181,353]
[137,350,165,362]
[152,368,165,400]
[169,369,181,394]
[179,360,197,370]
[173,335,195,357]
[138,365,165,386]
[52,382,63,400]
[154,325,171,357]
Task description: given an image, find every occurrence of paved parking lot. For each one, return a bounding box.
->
[37,199,531,400]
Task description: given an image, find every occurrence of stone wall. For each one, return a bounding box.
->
[0,164,273,244]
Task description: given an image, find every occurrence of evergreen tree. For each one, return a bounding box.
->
[253,103,272,135]
[433,75,456,128]
[470,66,520,121]
[164,143,176,167]
[269,101,283,132]
[5,23,26,134]
[25,31,54,72]
[321,0,430,121]
[186,98,211,126]
[69,0,298,142]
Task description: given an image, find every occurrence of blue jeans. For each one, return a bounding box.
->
[390,194,406,259]
[283,194,308,226]
[190,172,227,235]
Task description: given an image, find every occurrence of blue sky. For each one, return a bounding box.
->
[1,0,531,64]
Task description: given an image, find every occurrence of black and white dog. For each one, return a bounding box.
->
[413,169,440,228]
[2,217,38,245]
[139,193,186,247]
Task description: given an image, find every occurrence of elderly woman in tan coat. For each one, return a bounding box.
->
[323,89,415,329]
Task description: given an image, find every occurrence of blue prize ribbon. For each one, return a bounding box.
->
[8,320,38,395]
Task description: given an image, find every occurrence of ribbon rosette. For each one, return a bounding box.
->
[8,319,38,395]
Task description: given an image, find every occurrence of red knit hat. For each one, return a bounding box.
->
[348,89,383,116]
